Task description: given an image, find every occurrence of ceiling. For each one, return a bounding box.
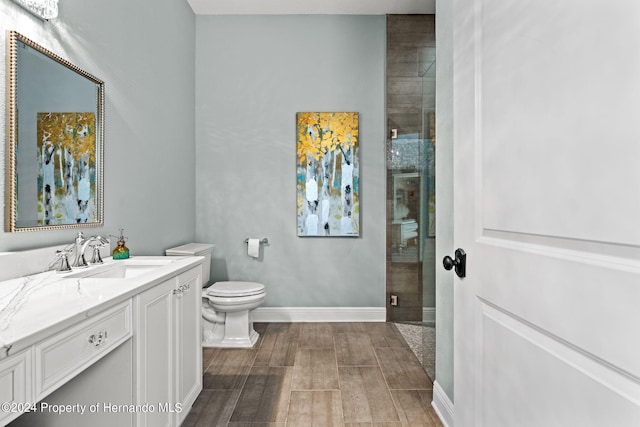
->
[186,0,435,15]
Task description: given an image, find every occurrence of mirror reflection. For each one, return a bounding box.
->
[6,31,104,232]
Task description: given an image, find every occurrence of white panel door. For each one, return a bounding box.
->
[452,1,640,426]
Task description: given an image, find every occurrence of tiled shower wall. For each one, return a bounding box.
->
[387,15,436,136]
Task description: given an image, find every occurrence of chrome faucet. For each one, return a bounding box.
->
[71,231,89,268]
[71,232,109,268]
[46,233,108,273]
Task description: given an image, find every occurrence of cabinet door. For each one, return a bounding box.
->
[135,278,176,427]
[174,268,202,425]
[0,348,31,425]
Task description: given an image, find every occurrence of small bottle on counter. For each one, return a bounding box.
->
[112,229,130,260]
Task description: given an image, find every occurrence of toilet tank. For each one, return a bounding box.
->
[165,243,214,285]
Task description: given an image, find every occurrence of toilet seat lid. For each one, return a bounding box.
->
[206,281,265,297]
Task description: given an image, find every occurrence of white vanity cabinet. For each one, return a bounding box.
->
[2,302,134,427]
[0,254,203,427]
[0,349,31,426]
[173,268,202,425]
[34,301,132,400]
[134,265,202,427]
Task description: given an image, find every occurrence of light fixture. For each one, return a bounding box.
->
[11,0,58,20]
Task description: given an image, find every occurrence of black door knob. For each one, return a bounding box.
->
[443,255,456,270]
[443,248,466,278]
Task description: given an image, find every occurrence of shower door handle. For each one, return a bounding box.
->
[443,248,466,278]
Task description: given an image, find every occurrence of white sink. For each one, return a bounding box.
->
[69,264,153,279]
[64,257,177,280]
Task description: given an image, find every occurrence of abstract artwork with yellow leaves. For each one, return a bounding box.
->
[296,112,359,237]
[37,112,97,225]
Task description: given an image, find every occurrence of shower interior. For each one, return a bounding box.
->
[385,14,436,381]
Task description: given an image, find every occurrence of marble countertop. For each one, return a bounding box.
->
[0,255,203,359]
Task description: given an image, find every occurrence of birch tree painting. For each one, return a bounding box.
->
[37,112,97,225]
[296,112,359,237]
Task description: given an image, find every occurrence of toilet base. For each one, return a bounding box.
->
[203,327,259,348]
[202,310,260,348]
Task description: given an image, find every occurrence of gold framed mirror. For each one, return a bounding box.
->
[5,31,104,232]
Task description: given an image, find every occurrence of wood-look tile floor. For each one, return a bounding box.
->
[183,322,443,427]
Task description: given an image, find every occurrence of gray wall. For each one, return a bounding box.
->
[195,15,386,307]
[436,0,455,404]
[0,0,196,254]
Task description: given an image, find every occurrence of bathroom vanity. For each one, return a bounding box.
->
[0,253,203,427]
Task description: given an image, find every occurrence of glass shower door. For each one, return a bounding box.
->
[385,14,436,382]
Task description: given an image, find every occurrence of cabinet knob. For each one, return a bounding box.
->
[88,330,108,346]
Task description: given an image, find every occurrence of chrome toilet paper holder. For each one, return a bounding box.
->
[244,237,269,245]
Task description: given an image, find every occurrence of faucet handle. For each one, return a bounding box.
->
[90,245,104,264]
[88,236,107,264]
[54,249,72,273]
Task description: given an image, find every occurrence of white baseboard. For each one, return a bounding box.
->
[252,307,386,323]
[252,307,436,324]
[432,380,454,427]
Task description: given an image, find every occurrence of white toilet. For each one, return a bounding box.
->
[202,281,265,347]
[165,243,266,348]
